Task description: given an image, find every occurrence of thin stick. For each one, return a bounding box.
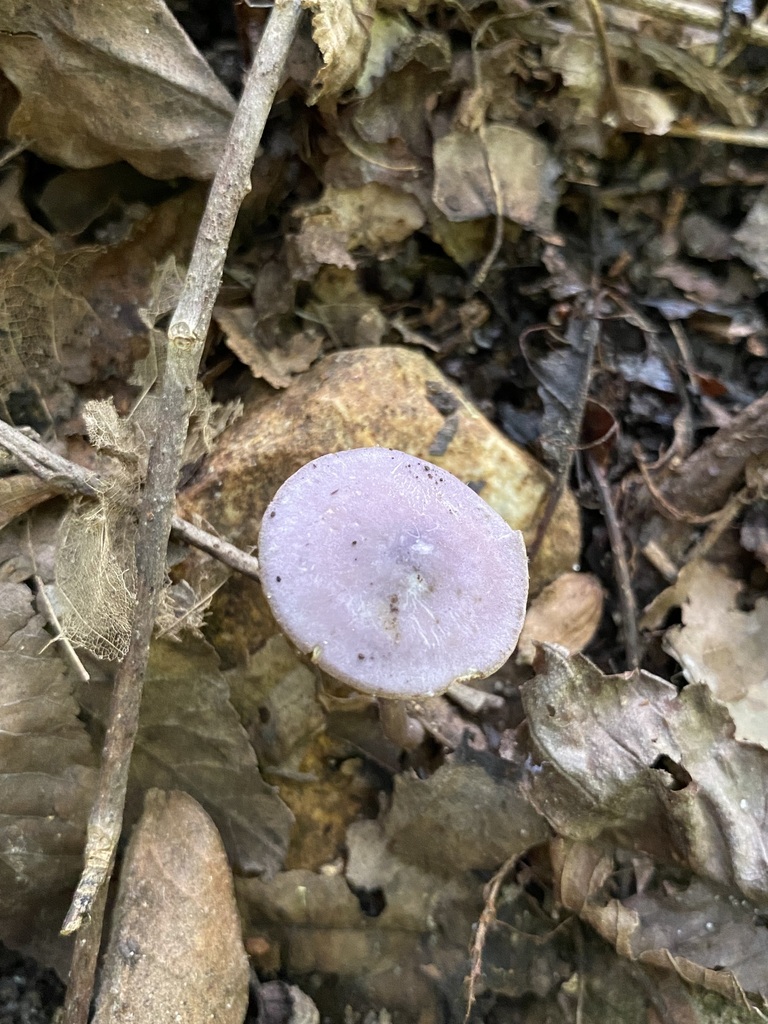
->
[583,0,624,119]
[170,514,260,579]
[0,420,261,581]
[60,0,301,1017]
[588,456,641,670]
[0,419,99,497]
[667,124,768,149]
[464,852,518,1023]
[31,576,90,684]
[612,0,768,46]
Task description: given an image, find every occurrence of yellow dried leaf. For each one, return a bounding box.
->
[305,0,376,103]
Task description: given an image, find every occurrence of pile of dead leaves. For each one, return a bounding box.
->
[2,1,768,1023]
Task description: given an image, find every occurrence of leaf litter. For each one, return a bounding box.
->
[4,0,768,1021]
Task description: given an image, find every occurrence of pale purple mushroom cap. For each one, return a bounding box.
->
[258,447,529,698]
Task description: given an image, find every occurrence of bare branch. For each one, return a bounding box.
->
[0,419,261,581]
[59,2,302,1018]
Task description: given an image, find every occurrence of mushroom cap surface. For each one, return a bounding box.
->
[258,447,528,698]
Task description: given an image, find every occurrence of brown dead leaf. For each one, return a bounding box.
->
[238,821,475,1019]
[642,561,768,748]
[384,762,549,874]
[292,183,426,274]
[92,790,248,1024]
[0,474,59,531]
[553,839,768,1003]
[432,125,560,233]
[227,635,325,770]
[0,240,97,412]
[304,266,387,348]
[0,165,45,243]
[0,193,202,414]
[735,185,768,278]
[522,647,768,906]
[0,0,235,179]
[616,86,676,135]
[215,306,323,389]
[239,868,419,975]
[517,572,604,664]
[634,36,755,129]
[0,581,97,966]
[78,638,293,877]
[305,0,376,104]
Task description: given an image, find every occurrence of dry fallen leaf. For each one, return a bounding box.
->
[291,183,426,275]
[642,560,768,747]
[522,647,768,907]
[384,762,549,874]
[305,0,376,104]
[517,571,604,664]
[432,125,560,233]
[78,638,294,877]
[0,581,97,968]
[92,789,249,1024]
[215,306,323,389]
[0,0,235,179]
[0,475,59,532]
[553,838,768,1004]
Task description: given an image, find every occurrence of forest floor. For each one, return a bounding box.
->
[2,1,768,1023]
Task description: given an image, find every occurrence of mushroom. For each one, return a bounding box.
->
[258,447,528,743]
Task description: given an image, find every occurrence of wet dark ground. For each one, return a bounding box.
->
[0,946,63,1024]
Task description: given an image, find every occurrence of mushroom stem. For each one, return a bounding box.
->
[377,699,425,751]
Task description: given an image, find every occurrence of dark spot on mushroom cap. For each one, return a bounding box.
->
[257,447,529,698]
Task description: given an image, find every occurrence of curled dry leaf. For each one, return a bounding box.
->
[522,646,768,906]
[92,790,248,1024]
[0,0,235,179]
[291,183,426,275]
[516,571,604,664]
[432,125,560,233]
[0,582,97,967]
[615,86,676,135]
[552,838,768,1003]
[305,0,376,104]
[215,306,323,389]
[642,560,768,748]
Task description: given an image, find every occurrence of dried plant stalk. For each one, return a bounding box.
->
[60,3,303,1020]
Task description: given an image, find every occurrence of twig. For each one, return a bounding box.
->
[59,0,302,1017]
[667,123,768,149]
[170,514,260,578]
[0,419,99,497]
[583,0,625,120]
[31,575,90,684]
[465,852,518,1023]
[587,456,641,670]
[611,0,768,47]
[0,419,261,581]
